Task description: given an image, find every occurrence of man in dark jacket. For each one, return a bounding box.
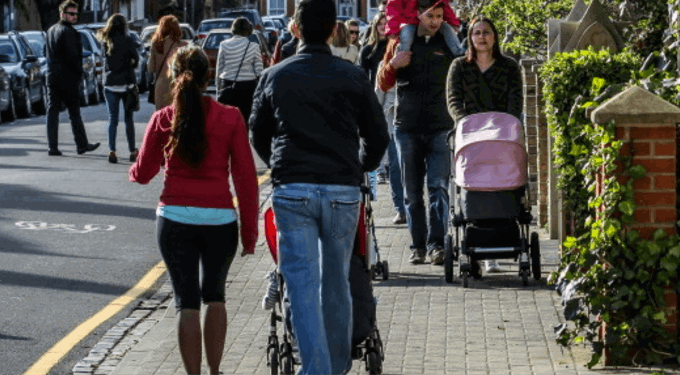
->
[45,0,99,156]
[377,0,459,265]
[250,0,388,372]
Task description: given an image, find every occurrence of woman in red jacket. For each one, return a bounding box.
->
[385,0,464,55]
[129,45,258,375]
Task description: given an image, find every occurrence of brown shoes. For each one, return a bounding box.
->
[108,151,117,164]
[130,149,138,162]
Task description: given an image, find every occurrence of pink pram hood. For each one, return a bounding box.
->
[454,112,527,191]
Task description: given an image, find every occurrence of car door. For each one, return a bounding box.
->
[13,35,41,102]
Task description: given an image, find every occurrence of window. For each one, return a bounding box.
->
[268,0,285,16]
[204,33,232,49]
[0,40,18,62]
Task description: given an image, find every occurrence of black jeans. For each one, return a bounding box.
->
[46,84,89,151]
[156,216,238,310]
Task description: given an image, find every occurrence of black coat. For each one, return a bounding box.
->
[102,33,139,86]
[250,44,389,187]
[359,39,387,88]
[45,20,83,94]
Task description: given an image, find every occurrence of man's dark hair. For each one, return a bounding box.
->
[294,0,336,44]
[418,0,445,12]
[59,0,78,14]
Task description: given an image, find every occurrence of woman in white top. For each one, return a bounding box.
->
[215,17,263,121]
[330,21,359,64]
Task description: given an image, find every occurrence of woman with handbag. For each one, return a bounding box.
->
[129,45,259,375]
[215,17,263,121]
[97,13,139,164]
[147,15,188,110]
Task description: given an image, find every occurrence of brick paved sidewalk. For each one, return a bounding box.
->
[75,180,680,375]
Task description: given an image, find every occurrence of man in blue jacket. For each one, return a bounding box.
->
[250,0,389,372]
[45,0,100,156]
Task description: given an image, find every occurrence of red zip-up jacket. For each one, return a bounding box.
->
[129,98,259,252]
[384,0,460,37]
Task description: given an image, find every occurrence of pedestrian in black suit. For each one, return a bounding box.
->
[45,0,100,156]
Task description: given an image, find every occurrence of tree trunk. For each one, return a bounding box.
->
[15,0,43,30]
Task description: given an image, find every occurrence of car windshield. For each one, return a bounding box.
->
[204,33,232,49]
[23,36,45,57]
[142,27,193,44]
[0,40,18,63]
[80,33,93,52]
[198,20,234,33]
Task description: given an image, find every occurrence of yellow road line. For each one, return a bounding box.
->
[25,169,271,375]
[23,261,167,375]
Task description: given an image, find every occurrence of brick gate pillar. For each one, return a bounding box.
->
[591,85,680,364]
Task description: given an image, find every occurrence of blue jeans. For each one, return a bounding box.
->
[272,183,360,375]
[387,136,405,214]
[394,128,450,252]
[104,88,135,152]
[399,23,465,56]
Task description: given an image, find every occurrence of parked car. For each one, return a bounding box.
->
[217,9,264,31]
[261,19,279,49]
[263,16,286,31]
[140,23,196,49]
[75,26,105,103]
[127,29,148,92]
[0,32,47,118]
[0,65,15,122]
[200,29,233,83]
[196,18,235,42]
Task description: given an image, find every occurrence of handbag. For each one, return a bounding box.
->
[148,41,176,104]
[125,84,140,112]
[217,41,250,105]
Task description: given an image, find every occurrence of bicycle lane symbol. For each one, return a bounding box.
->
[15,221,117,234]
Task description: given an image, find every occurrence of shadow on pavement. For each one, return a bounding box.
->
[0,269,129,295]
[0,184,156,221]
[0,332,32,341]
[0,234,115,260]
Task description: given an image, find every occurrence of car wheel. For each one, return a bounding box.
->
[34,83,48,115]
[1,89,15,122]
[80,78,90,107]
[88,76,99,104]
[17,85,31,118]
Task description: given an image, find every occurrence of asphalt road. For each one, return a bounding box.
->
[0,89,267,374]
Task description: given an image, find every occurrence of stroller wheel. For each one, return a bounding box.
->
[462,270,469,288]
[365,350,382,374]
[444,235,454,283]
[267,346,279,375]
[369,265,376,280]
[381,261,389,280]
[521,269,529,286]
[471,260,482,280]
[281,355,294,375]
[531,232,541,281]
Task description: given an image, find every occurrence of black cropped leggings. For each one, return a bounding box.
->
[156,216,238,310]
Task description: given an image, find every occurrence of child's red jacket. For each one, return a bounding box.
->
[385,0,461,37]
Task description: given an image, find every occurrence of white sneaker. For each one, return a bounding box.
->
[485,260,502,273]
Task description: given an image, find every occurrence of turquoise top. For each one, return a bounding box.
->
[156,205,237,225]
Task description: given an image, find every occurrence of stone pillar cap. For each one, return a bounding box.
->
[590,85,680,124]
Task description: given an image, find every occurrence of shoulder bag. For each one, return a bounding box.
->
[148,40,176,104]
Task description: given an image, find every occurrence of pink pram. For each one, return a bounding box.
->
[443,112,541,287]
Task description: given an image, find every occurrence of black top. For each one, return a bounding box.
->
[103,32,139,86]
[446,55,523,123]
[249,43,389,187]
[393,32,456,134]
[45,20,83,90]
[359,39,388,87]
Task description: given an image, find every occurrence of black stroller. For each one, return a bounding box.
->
[443,112,541,287]
[262,179,385,374]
